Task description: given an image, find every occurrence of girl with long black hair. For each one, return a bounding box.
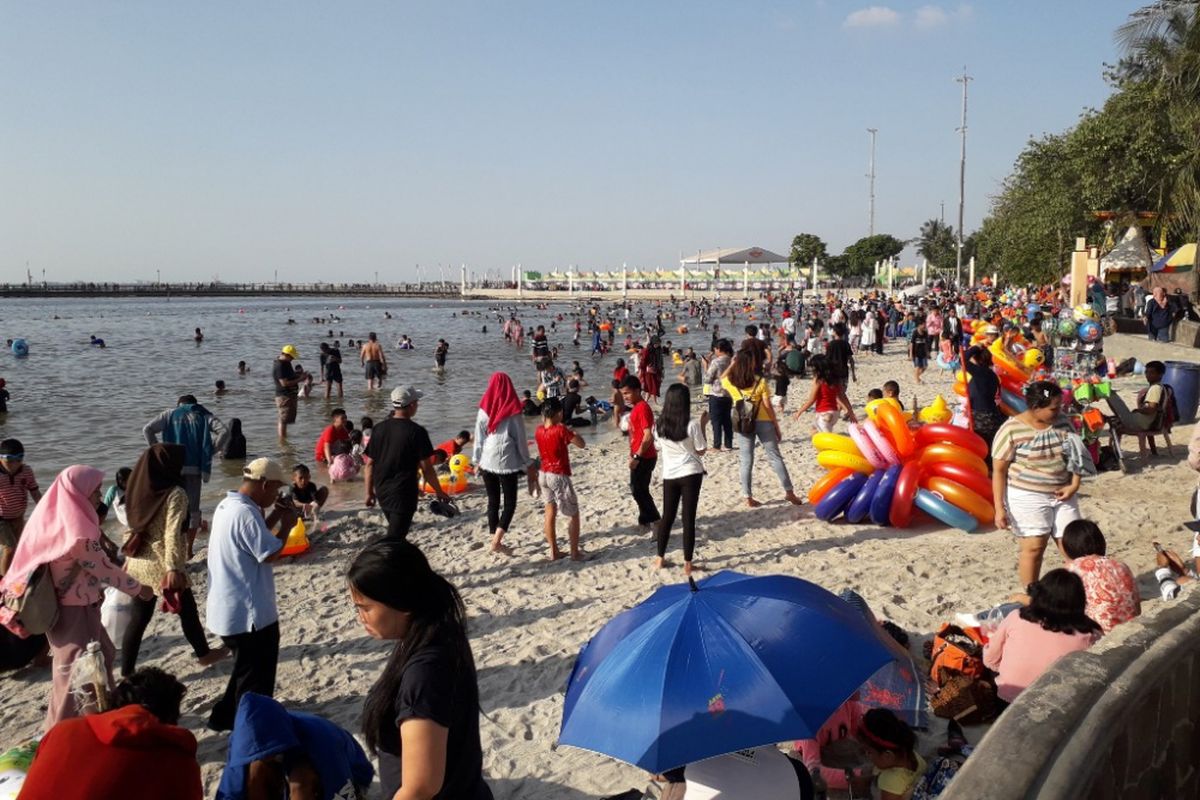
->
[653,384,707,575]
[349,539,492,799]
[983,569,1101,703]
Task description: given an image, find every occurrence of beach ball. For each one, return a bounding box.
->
[1026,303,1041,319]
[448,454,470,475]
[10,339,28,358]
[1078,320,1101,343]
[1056,319,1077,338]
[1072,304,1098,323]
[1022,348,1044,369]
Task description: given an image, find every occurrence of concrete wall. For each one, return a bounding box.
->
[944,588,1200,800]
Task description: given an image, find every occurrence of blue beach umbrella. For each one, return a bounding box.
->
[557,571,897,773]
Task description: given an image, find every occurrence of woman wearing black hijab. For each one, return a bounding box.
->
[120,443,227,676]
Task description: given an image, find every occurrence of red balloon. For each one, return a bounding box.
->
[889,462,922,528]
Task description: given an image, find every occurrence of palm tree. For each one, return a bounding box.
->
[1118,2,1200,235]
[916,219,957,268]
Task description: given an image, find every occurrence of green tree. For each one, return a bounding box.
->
[1117,2,1200,236]
[840,234,905,277]
[916,219,957,269]
[788,233,828,267]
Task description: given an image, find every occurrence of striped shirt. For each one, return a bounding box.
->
[992,417,1073,493]
[0,464,39,519]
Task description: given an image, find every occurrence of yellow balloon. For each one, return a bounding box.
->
[817,450,874,474]
[811,433,862,455]
[1022,348,1044,369]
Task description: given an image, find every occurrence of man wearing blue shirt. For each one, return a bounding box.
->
[206,458,291,732]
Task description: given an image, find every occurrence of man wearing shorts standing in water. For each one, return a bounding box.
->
[361,332,386,391]
[273,345,307,440]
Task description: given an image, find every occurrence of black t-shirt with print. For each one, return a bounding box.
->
[365,417,434,511]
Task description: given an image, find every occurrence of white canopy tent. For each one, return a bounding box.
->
[679,246,795,297]
[1100,226,1154,280]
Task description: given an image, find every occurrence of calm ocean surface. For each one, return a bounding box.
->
[0,295,718,514]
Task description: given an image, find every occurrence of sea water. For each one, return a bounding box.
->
[0,295,717,514]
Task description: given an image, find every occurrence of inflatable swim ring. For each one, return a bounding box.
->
[10,339,27,358]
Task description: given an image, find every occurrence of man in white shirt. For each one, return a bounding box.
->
[206,457,291,732]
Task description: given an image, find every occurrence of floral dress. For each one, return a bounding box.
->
[1067,555,1140,633]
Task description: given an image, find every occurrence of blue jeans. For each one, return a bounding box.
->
[708,395,733,449]
[736,421,793,498]
[1149,326,1170,343]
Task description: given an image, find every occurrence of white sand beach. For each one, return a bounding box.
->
[0,332,1194,799]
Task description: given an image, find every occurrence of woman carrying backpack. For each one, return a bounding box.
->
[0,466,152,730]
[721,349,803,508]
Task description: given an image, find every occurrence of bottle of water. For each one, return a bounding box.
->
[68,640,110,714]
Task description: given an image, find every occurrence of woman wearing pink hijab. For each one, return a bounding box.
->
[0,466,151,730]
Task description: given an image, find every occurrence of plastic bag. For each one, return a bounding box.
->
[100,587,133,649]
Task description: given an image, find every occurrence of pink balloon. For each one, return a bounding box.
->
[863,420,900,466]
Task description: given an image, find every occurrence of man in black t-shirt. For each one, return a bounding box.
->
[273,345,308,439]
[824,323,855,387]
[364,385,449,541]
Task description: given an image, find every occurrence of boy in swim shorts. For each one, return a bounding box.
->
[535,399,585,561]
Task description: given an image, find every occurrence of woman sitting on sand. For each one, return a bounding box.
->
[721,350,803,508]
[349,539,492,800]
[473,372,538,555]
[983,569,1102,704]
[1061,519,1139,633]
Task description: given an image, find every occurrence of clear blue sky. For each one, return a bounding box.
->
[0,1,1140,283]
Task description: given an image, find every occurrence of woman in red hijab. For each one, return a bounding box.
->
[471,373,536,554]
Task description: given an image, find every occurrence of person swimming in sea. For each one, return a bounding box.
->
[194,327,204,343]
[90,335,106,348]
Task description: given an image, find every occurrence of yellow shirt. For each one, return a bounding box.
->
[877,752,927,799]
[721,377,772,421]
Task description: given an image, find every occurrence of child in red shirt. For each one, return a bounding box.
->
[535,399,585,561]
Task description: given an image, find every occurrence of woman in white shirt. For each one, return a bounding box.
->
[653,384,708,575]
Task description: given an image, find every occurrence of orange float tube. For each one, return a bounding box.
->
[923,460,993,502]
[915,423,988,460]
[875,403,915,458]
[925,477,994,526]
[808,467,855,505]
[918,443,988,477]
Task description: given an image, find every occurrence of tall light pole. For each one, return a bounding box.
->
[956,68,972,288]
[866,128,878,237]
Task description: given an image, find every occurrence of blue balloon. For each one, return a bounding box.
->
[1000,387,1027,413]
[845,470,883,524]
[869,464,902,526]
[10,338,27,357]
[914,488,979,533]
[814,472,868,522]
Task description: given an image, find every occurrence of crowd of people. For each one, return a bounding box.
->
[0,279,1196,799]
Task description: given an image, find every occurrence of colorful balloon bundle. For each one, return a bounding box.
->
[808,406,993,533]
